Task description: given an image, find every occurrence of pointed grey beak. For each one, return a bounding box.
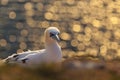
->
[51,34,60,42]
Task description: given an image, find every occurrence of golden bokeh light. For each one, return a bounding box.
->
[25,10,35,17]
[114,29,120,39]
[71,40,78,47]
[66,0,75,5]
[36,3,43,11]
[110,42,118,50]
[9,35,17,42]
[26,18,36,27]
[86,48,98,56]
[117,49,120,57]
[76,51,86,56]
[100,45,107,56]
[84,35,91,42]
[41,21,50,28]
[109,17,119,25]
[1,0,8,5]
[24,2,33,10]
[90,0,103,7]
[59,41,67,48]
[77,34,84,42]
[77,1,87,9]
[84,27,92,34]
[19,42,27,49]
[17,49,24,53]
[20,29,28,37]
[83,16,90,23]
[77,43,85,51]
[105,22,113,30]
[51,22,59,27]
[60,32,71,40]
[92,31,103,41]
[9,11,16,19]
[72,24,82,32]
[44,12,53,20]
[104,31,112,39]
[48,6,58,13]
[53,14,60,21]
[0,39,7,47]
[92,19,101,28]
[83,41,91,46]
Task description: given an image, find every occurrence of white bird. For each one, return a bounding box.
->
[4,27,62,67]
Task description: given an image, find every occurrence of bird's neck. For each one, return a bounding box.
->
[45,41,59,49]
[45,38,60,54]
[45,36,62,62]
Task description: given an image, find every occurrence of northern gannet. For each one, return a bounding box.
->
[4,27,62,67]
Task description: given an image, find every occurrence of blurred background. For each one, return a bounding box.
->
[1,0,120,80]
[0,0,120,60]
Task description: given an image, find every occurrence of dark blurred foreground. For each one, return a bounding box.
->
[0,57,120,80]
[1,0,120,80]
[0,0,120,60]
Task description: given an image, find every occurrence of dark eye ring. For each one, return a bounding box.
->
[50,33,54,37]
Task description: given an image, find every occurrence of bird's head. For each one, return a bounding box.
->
[45,27,60,43]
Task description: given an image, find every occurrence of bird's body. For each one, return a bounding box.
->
[4,27,62,67]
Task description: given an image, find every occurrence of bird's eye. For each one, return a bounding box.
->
[50,33,54,37]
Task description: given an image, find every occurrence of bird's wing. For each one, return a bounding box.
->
[5,49,45,64]
[16,50,47,67]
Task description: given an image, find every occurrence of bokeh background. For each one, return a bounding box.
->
[0,0,120,60]
[1,0,120,80]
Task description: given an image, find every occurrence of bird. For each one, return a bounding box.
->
[4,27,62,67]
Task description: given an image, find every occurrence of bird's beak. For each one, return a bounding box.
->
[51,34,60,42]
